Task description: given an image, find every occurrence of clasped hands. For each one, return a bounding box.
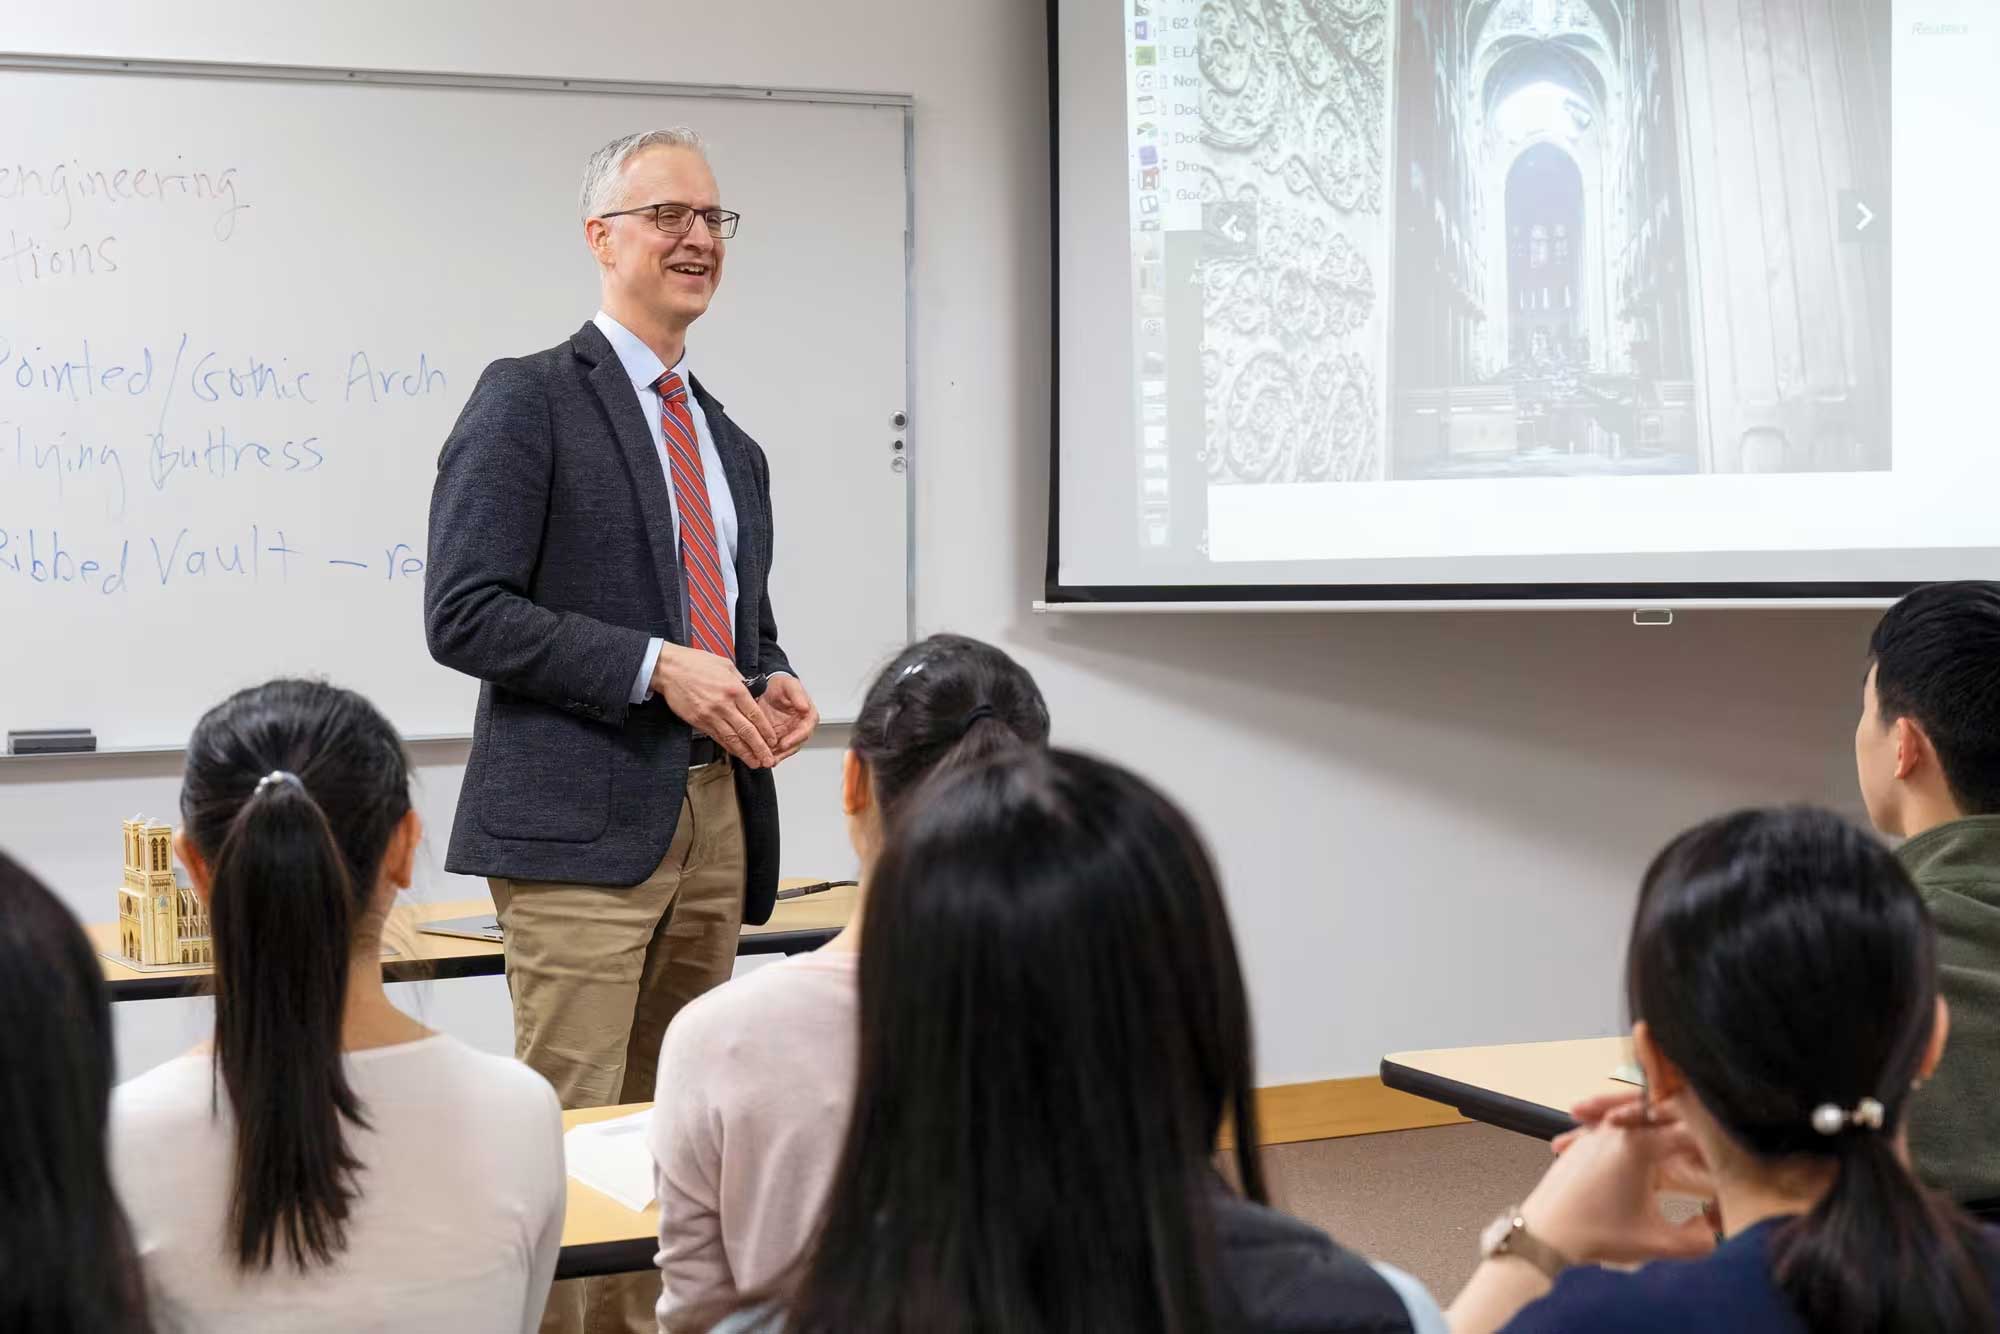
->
[1519,1089,1720,1268]
[651,643,818,768]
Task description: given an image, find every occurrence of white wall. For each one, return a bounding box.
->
[0,0,1879,1086]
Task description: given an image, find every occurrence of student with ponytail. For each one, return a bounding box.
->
[109,679,566,1333]
[1450,807,2000,1334]
[0,852,152,1334]
[648,634,1052,1323]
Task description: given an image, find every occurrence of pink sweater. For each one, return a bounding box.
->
[648,949,861,1324]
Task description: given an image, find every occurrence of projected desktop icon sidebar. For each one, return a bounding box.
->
[1128,2,1164,546]
[1128,0,1202,551]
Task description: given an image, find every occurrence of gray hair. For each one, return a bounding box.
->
[579,128,707,221]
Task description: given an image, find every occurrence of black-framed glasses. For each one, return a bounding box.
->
[597,200,741,239]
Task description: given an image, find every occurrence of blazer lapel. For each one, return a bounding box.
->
[691,375,761,671]
[573,323,685,648]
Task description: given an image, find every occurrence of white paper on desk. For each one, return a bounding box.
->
[563,1110,656,1212]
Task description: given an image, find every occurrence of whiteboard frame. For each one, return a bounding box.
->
[0,52,916,757]
[0,52,913,109]
[0,734,479,764]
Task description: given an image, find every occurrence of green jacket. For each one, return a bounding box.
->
[1904,815,2000,1203]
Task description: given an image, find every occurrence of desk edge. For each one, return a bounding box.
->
[555,1237,656,1281]
[106,925,844,1001]
[735,926,840,956]
[1377,1058,1576,1142]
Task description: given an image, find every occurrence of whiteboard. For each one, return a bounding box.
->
[0,57,911,749]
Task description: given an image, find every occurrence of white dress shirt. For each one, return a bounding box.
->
[592,311,741,704]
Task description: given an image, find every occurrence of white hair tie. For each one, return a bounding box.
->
[254,770,304,796]
[1811,1097,1885,1136]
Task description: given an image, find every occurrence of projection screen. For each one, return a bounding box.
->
[1049,0,1999,606]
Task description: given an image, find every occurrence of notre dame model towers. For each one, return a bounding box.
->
[116,816,211,967]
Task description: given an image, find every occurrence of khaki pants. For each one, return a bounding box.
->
[491,759,746,1334]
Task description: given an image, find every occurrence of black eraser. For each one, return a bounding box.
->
[7,729,98,755]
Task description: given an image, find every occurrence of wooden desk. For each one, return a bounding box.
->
[92,879,858,1003]
[557,1102,660,1281]
[1379,1037,1633,1141]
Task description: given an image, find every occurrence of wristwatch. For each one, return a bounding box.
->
[1480,1208,1571,1282]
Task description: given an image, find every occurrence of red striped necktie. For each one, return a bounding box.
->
[653,371,733,661]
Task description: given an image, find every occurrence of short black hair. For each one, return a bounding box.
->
[1868,581,2000,815]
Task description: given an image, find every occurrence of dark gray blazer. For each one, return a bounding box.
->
[424,321,794,924]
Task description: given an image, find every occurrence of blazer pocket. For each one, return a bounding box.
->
[477,703,613,843]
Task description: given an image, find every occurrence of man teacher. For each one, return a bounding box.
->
[425,127,818,1333]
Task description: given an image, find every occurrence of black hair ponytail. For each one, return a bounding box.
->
[851,633,1051,822]
[182,681,412,1271]
[1771,1128,1987,1332]
[207,775,369,1270]
[1627,807,1993,1334]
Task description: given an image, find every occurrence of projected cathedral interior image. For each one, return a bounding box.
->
[1194,0,1890,485]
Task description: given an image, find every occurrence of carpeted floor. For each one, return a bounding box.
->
[1261,1122,1556,1303]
